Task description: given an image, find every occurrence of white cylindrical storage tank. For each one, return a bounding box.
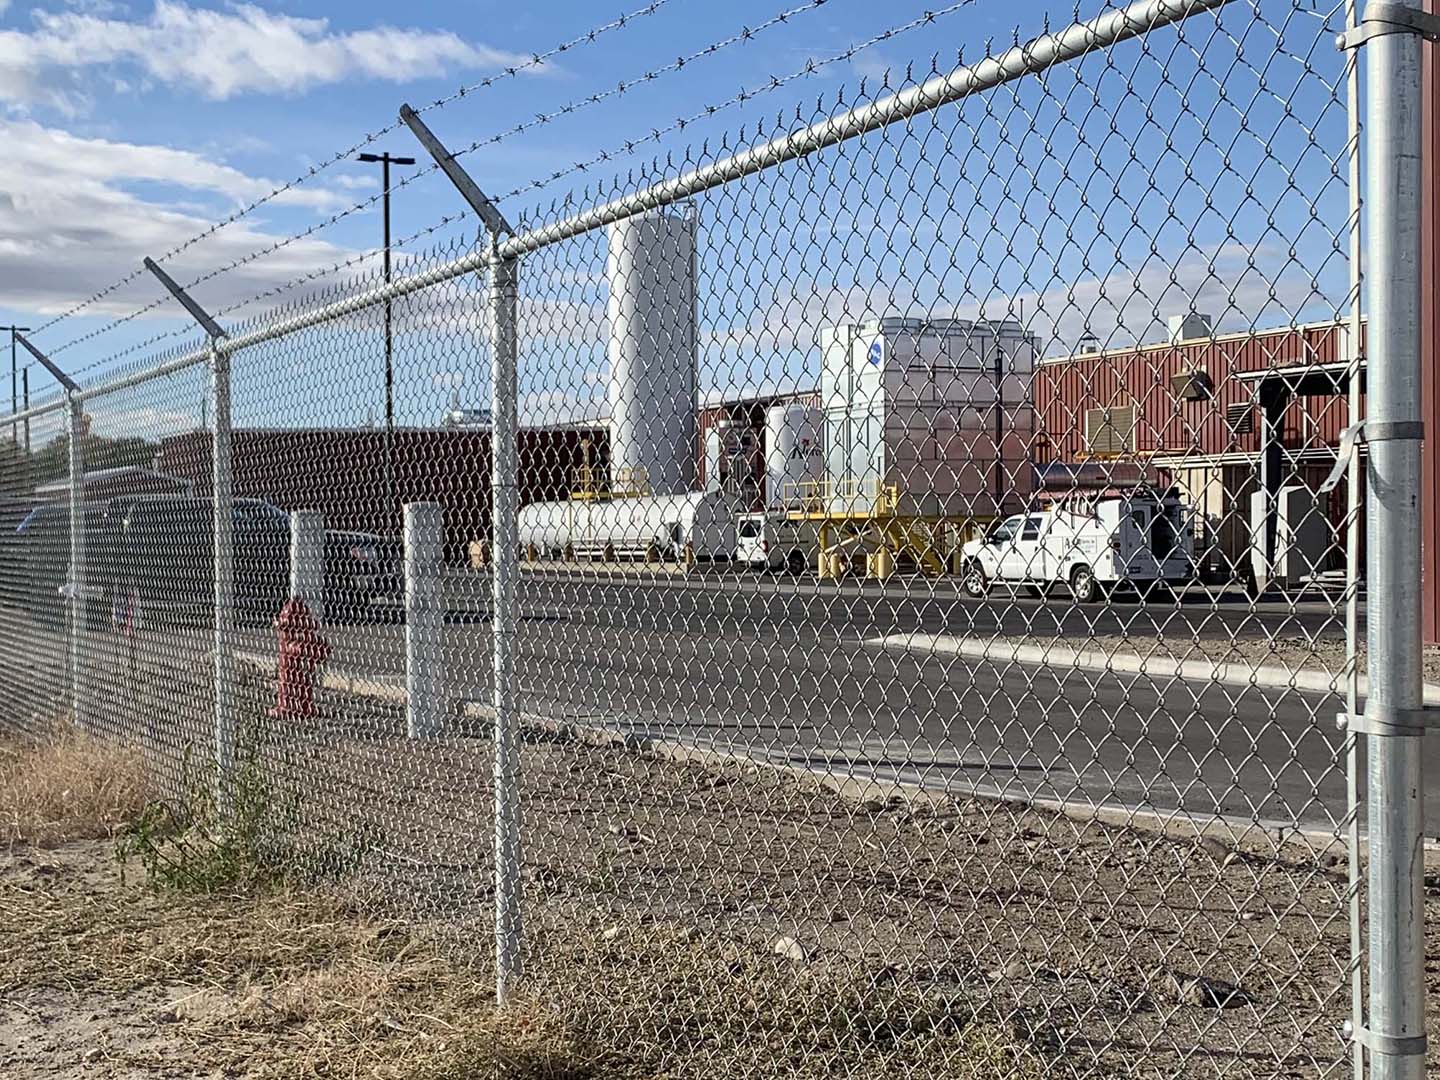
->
[765,403,823,508]
[606,208,697,496]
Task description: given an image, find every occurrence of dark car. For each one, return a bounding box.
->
[12,502,111,627]
[102,495,399,625]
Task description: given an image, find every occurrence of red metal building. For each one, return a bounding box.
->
[156,426,605,562]
[1033,318,1360,579]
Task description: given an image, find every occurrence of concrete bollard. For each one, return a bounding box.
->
[289,510,325,627]
[404,502,445,739]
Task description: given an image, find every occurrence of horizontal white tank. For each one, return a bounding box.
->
[765,403,823,509]
[607,208,698,496]
[518,489,737,560]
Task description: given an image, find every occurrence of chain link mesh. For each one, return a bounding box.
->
[1,0,1406,1075]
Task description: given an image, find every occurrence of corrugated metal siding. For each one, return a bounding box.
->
[157,427,604,562]
[1035,324,1354,462]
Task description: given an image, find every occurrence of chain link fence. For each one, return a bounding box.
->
[3,0,1433,1076]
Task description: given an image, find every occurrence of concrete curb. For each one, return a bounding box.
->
[233,649,1353,852]
[865,631,1440,704]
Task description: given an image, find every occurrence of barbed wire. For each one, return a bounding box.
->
[26,0,679,343]
[219,1,982,324]
[39,0,834,367]
[499,0,978,206]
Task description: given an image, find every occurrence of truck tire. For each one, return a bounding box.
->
[1069,564,1100,604]
[786,550,807,576]
[961,560,989,598]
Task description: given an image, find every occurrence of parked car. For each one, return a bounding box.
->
[958,488,1196,603]
[12,503,110,627]
[100,495,400,625]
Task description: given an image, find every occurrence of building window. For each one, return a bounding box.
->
[1226,403,1255,434]
[1085,405,1136,455]
[1170,369,1214,401]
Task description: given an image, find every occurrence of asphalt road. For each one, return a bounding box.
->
[6,569,1415,833]
[240,570,1390,832]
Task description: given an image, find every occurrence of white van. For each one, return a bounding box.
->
[736,512,822,575]
[958,490,1195,602]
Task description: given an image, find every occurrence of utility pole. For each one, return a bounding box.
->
[357,152,415,531]
[3,325,32,450]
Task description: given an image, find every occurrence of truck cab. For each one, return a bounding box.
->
[959,489,1194,602]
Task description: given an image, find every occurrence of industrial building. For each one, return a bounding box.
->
[1032,316,1356,581]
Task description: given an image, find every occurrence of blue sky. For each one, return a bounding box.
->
[0,0,1353,439]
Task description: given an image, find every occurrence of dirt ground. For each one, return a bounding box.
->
[4,625,1440,1078]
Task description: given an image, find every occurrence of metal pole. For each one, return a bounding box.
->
[384,155,396,533]
[1342,3,1365,1076]
[490,251,523,1004]
[211,342,236,804]
[22,368,29,455]
[289,510,325,628]
[66,392,86,729]
[404,501,444,739]
[1364,21,1427,1080]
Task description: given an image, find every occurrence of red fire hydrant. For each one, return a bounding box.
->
[272,597,330,719]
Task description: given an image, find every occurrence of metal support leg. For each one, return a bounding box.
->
[490,253,523,1005]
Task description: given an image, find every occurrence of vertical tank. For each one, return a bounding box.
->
[765,403,823,508]
[606,208,698,496]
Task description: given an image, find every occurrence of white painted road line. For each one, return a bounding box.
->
[864,630,1440,703]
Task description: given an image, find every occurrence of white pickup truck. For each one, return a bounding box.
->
[957,490,1195,602]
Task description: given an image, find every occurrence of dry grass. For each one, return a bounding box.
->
[0,840,1042,1079]
[0,721,150,846]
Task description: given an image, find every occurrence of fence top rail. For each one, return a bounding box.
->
[0,0,1230,422]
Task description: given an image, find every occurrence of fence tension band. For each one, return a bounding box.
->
[143,258,229,341]
[1343,1019,1430,1057]
[1336,704,1440,737]
[1318,418,1425,492]
[1337,1,1440,48]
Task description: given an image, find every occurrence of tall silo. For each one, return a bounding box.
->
[765,403,823,508]
[606,208,697,495]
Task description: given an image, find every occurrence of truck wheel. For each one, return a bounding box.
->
[1069,564,1100,604]
[961,561,989,598]
[786,550,807,576]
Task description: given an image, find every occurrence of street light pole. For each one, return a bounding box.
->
[357,152,415,531]
[3,326,32,451]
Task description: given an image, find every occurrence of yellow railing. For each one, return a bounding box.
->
[782,476,899,517]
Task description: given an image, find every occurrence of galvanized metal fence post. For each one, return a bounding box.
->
[289,509,326,627]
[65,391,86,729]
[404,501,444,739]
[490,250,523,1005]
[1360,13,1428,1078]
[211,341,236,804]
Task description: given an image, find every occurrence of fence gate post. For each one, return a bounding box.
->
[289,509,326,627]
[1358,11,1428,1078]
[404,501,444,739]
[66,391,86,729]
[489,251,523,1005]
[210,341,236,803]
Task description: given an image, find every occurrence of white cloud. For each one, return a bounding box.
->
[0,0,536,109]
[0,118,360,319]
